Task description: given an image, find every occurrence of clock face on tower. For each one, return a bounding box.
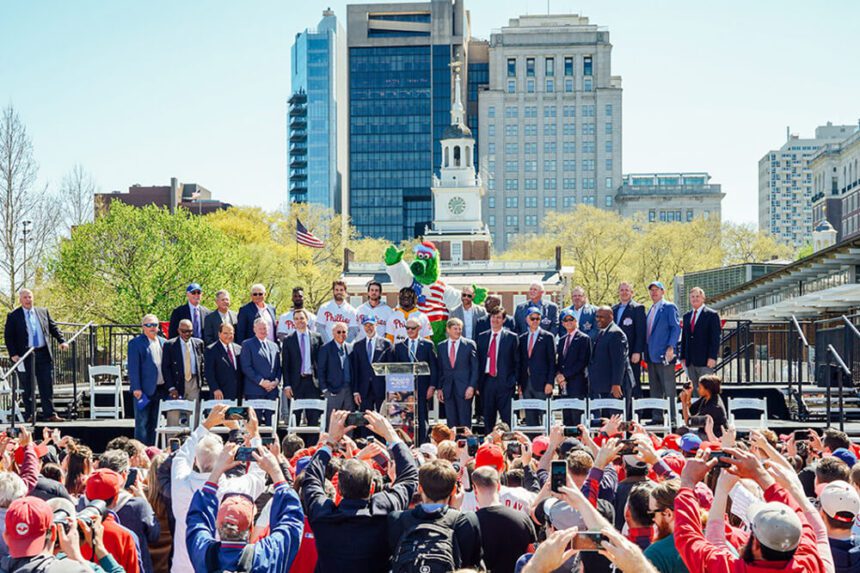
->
[448,196,466,215]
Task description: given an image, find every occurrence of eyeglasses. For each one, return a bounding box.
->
[189,290,202,295]
[405,326,419,331]
[562,317,575,322]
[178,329,193,334]
[143,323,158,328]
[251,292,264,297]
[528,316,541,321]
[462,294,473,299]
[647,507,667,516]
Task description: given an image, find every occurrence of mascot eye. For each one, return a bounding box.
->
[418,253,429,260]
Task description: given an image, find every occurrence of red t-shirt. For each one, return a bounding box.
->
[288,518,318,573]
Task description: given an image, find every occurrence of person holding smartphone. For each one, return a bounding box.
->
[679,374,727,437]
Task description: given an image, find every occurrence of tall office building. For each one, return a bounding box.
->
[758,122,857,247]
[478,15,622,250]
[347,0,472,242]
[288,9,347,213]
[615,172,724,222]
[810,123,860,243]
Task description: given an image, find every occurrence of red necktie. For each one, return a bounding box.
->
[690,309,697,333]
[226,345,235,369]
[528,333,536,358]
[449,341,456,367]
[488,333,498,377]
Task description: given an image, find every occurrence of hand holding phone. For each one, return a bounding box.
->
[551,460,567,493]
[235,447,256,462]
[225,407,249,421]
[466,436,479,457]
[346,412,368,427]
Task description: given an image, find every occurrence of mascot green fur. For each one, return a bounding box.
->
[385,241,486,343]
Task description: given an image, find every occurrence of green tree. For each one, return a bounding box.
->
[721,222,794,264]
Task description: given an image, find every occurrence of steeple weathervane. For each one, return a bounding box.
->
[448,60,465,127]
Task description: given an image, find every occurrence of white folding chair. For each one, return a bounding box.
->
[88,365,125,420]
[727,397,768,431]
[632,398,671,434]
[511,399,549,434]
[244,398,280,436]
[198,399,238,433]
[588,398,626,423]
[155,399,197,450]
[285,399,327,436]
[548,398,588,427]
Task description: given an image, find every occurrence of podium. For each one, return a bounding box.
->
[372,362,431,441]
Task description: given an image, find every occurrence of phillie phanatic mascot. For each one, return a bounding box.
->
[385,241,486,342]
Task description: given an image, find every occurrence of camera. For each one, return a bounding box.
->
[563,427,581,438]
[78,500,108,527]
[347,412,368,427]
[688,415,708,427]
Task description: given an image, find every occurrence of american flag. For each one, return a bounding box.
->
[296,218,325,248]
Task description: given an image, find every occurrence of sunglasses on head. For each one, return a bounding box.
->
[143,323,158,328]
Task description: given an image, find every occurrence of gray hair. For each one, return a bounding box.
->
[179,319,193,329]
[98,449,130,474]
[250,283,266,294]
[196,434,224,473]
[0,472,27,508]
[142,314,158,325]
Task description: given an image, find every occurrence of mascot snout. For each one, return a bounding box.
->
[410,259,427,277]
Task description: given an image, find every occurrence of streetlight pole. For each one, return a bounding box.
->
[21,220,32,288]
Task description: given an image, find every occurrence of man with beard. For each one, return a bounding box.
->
[277,286,318,341]
[355,281,393,341]
[317,280,358,344]
[644,480,686,572]
[386,287,432,344]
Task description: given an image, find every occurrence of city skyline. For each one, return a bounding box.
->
[2,0,859,235]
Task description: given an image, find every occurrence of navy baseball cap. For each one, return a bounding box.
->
[527,306,542,316]
[186,283,202,293]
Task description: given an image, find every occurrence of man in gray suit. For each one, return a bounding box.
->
[449,285,488,341]
[203,289,238,345]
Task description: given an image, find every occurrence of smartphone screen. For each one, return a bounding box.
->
[169,438,181,452]
[261,437,275,446]
[225,407,249,421]
[793,430,810,441]
[124,468,138,489]
[563,427,581,438]
[235,447,255,462]
[571,532,605,551]
[551,460,567,493]
[466,436,479,457]
[346,412,367,427]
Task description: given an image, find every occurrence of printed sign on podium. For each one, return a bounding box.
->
[372,362,430,440]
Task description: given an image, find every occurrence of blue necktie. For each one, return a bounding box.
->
[192,307,201,338]
[300,333,308,374]
[367,339,374,363]
[340,346,351,384]
[29,310,42,348]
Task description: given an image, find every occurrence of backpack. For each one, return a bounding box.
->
[391,508,462,573]
[205,542,255,573]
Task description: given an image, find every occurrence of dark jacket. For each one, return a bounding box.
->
[679,305,721,366]
[387,506,482,569]
[518,328,556,392]
[4,306,65,359]
[556,330,591,385]
[589,323,634,395]
[281,330,322,389]
[514,301,560,336]
[612,301,646,357]
[302,442,418,573]
[476,329,519,392]
[240,336,281,400]
[350,336,393,400]
[437,338,479,397]
[204,341,242,399]
[317,340,352,394]
[161,337,205,395]
[393,338,439,397]
[475,314,515,337]
[236,302,277,344]
[202,309,237,346]
[168,304,211,340]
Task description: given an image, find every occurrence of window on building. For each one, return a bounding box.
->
[525,196,537,208]
[544,123,557,136]
[605,159,613,170]
[488,160,495,172]
[525,215,538,226]
[584,195,595,205]
[524,124,537,136]
[563,196,576,208]
[563,159,576,172]
[582,141,595,153]
[583,56,593,76]
[583,123,595,135]
[488,215,495,226]
[488,196,495,208]
[605,141,613,153]
[525,142,537,154]
[488,124,495,136]
[649,210,656,222]
[545,57,554,76]
[505,106,518,118]
[526,58,535,77]
[524,160,537,172]
[583,105,595,117]
[504,179,518,191]
[564,56,573,76]
[544,159,557,172]
[524,106,537,118]
[546,79,554,93]
[544,106,556,118]
[505,143,518,154]
[563,105,575,117]
[488,178,495,190]
[507,58,516,77]
[544,178,557,189]
[544,141,556,154]
[488,106,496,118]
[488,142,495,154]
[605,177,613,189]
[583,178,595,189]
[527,79,535,93]
[563,178,576,190]
[524,178,537,190]
[505,215,518,226]
[582,159,595,171]
[584,77,593,92]
[605,122,613,135]
[687,210,694,221]
[505,124,518,136]
[605,104,613,116]
[605,195,613,207]
[544,196,557,208]
[564,78,573,92]
[505,197,518,208]
[507,80,516,94]
[563,123,576,136]
[505,160,518,172]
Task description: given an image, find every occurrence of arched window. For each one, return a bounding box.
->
[444,146,449,167]
[453,146,461,167]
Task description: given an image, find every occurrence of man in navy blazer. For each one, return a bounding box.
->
[393,316,439,444]
[589,307,635,419]
[555,310,592,425]
[436,318,478,429]
[612,282,647,393]
[240,318,281,425]
[282,308,323,425]
[204,322,242,400]
[161,318,205,401]
[680,287,722,385]
[564,286,599,339]
[168,283,211,340]
[350,316,393,413]
[474,294,515,336]
[644,281,681,426]
[514,282,559,335]
[236,283,277,344]
[518,306,556,426]
[476,308,519,430]
[128,314,165,445]
[317,322,355,422]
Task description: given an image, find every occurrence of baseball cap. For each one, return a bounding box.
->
[85,468,123,501]
[14,444,50,466]
[680,433,702,454]
[831,448,858,467]
[361,315,377,325]
[145,446,161,460]
[749,501,802,552]
[475,444,505,472]
[216,494,256,532]
[623,454,647,469]
[419,443,438,457]
[820,480,860,522]
[4,497,53,558]
[661,434,682,452]
[560,309,576,321]
[532,436,550,458]
[546,499,586,531]
[558,438,583,457]
[186,283,202,293]
[648,281,665,291]
[527,306,542,316]
[46,497,77,522]
[294,456,312,476]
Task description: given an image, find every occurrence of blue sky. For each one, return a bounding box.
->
[2,1,858,228]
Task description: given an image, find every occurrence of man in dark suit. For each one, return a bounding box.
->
[203,289,238,346]
[236,283,277,344]
[556,309,592,425]
[240,317,281,424]
[589,307,635,420]
[204,322,242,400]
[350,316,393,414]
[518,306,556,426]
[436,318,478,429]
[476,307,519,430]
[161,318,205,402]
[680,287,722,385]
[127,314,165,445]
[3,288,68,422]
[564,286,599,339]
[168,283,211,340]
[612,282,647,394]
[317,323,354,422]
[514,282,559,335]
[393,317,438,444]
[282,308,323,425]
[474,294,515,337]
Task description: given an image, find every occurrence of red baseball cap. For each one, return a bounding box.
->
[13,444,50,466]
[4,497,53,558]
[661,434,682,452]
[475,444,505,472]
[85,468,123,501]
[216,494,255,532]
[532,436,550,458]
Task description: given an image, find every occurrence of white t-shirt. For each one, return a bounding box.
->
[460,485,536,514]
[386,307,433,344]
[316,300,357,343]
[276,309,318,340]
[355,302,394,341]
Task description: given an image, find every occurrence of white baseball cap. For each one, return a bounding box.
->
[820,480,860,523]
[748,501,802,552]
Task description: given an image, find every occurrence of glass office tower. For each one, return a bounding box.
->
[288,9,347,213]
[347,0,470,242]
